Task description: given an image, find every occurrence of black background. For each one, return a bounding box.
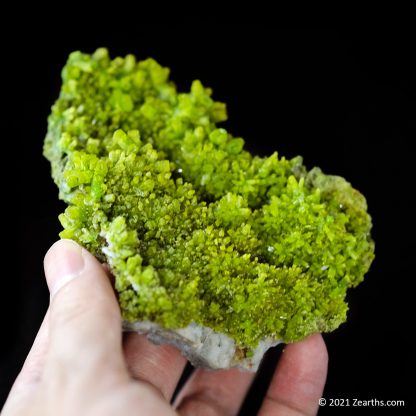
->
[1,27,414,414]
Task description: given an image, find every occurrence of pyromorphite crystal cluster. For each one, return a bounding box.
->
[44,48,374,349]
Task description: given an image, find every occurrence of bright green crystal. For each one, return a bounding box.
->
[44,48,375,348]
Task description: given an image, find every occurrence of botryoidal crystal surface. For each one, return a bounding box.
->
[44,48,374,370]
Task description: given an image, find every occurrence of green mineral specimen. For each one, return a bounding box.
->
[44,48,375,348]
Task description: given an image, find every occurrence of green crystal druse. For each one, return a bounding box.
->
[44,48,374,348]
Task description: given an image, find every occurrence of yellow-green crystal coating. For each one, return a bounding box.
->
[44,48,375,348]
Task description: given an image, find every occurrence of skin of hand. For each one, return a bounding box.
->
[2,240,328,416]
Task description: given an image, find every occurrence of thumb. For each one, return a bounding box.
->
[43,240,124,374]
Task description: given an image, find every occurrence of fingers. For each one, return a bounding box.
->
[43,240,125,376]
[123,332,187,401]
[258,334,328,416]
[174,367,254,415]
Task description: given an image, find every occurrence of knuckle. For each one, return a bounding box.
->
[50,287,88,327]
[177,393,229,416]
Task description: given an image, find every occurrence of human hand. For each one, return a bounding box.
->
[2,240,328,415]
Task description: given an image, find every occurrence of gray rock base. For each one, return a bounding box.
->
[123,321,281,371]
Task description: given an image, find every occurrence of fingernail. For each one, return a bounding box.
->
[45,239,85,298]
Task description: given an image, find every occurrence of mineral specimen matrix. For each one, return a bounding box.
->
[44,48,374,369]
